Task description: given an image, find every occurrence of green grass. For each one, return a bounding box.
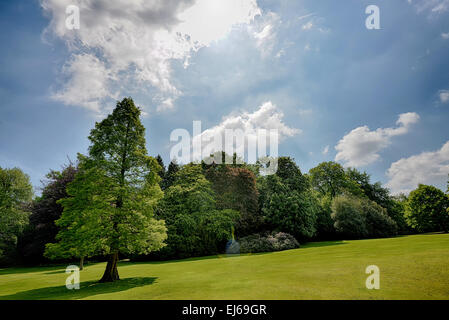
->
[1,233,449,300]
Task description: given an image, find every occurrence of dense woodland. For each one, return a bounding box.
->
[1,98,448,282]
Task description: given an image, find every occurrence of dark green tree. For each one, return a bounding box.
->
[405,184,449,233]
[260,159,318,242]
[18,164,77,265]
[155,155,166,183]
[162,160,180,190]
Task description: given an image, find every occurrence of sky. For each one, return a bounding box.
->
[0,0,448,195]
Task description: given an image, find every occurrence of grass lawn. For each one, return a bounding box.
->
[0,233,448,300]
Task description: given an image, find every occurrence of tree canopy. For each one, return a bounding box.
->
[405,184,449,233]
[0,167,33,264]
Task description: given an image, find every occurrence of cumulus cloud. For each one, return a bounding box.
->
[192,101,300,161]
[442,32,449,39]
[386,141,449,194]
[439,90,449,103]
[335,112,420,167]
[322,145,330,155]
[51,53,116,113]
[41,0,262,114]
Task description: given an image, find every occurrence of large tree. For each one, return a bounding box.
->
[204,163,260,236]
[260,158,318,242]
[405,184,449,233]
[0,167,33,264]
[45,98,167,282]
[18,164,77,265]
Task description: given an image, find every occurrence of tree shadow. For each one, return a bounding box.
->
[0,265,67,276]
[301,240,346,249]
[0,262,103,276]
[0,277,157,300]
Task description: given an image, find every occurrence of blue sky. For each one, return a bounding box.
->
[0,0,448,195]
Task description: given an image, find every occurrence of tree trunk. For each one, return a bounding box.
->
[99,251,120,282]
[79,256,84,271]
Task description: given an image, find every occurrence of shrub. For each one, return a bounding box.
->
[331,195,397,239]
[362,199,397,238]
[331,195,368,239]
[239,232,299,253]
[314,194,337,240]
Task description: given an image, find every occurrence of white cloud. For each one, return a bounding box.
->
[302,21,313,30]
[322,145,330,155]
[252,12,280,57]
[386,141,449,195]
[41,0,262,114]
[439,90,449,103]
[442,32,449,39]
[51,53,116,112]
[335,112,420,167]
[157,98,175,112]
[297,13,315,21]
[192,101,300,161]
[409,0,449,15]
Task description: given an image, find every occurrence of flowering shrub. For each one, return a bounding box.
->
[239,232,299,253]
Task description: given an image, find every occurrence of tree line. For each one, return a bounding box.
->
[1,97,448,282]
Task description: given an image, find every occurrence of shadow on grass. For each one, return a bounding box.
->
[0,265,68,276]
[0,262,103,276]
[0,277,157,300]
[301,240,346,249]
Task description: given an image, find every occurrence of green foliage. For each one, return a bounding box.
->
[260,159,318,242]
[155,155,166,183]
[0,167,33,263]
[314,193,337,240]
[361,198,397,238]
[387,194,410,234]
[204,164,260,236]
[309,162,361,198]
[161,160,180,190]
[45,98,167,281]
[275,157,309,192]
[331,195,397,239]
[405,184,449,233]
[154,165,238,259]
[239,232,299,253]
[331,195,368,239]
[18,164,77,264]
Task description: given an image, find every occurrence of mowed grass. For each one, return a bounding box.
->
[0,233,448,300]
